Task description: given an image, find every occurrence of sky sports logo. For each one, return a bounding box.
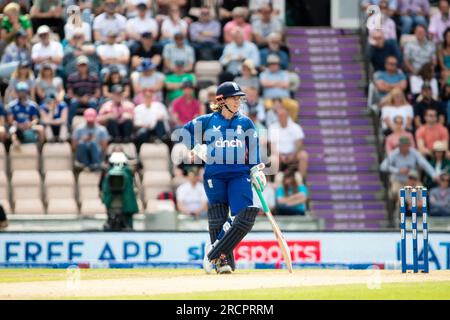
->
[234,240,321,263]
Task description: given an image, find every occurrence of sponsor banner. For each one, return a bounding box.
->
[0,232,449,270]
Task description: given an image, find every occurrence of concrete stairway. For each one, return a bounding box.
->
[286,27,387,230]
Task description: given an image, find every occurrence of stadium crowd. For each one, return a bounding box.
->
[363,0,450,216]
[0,0,309,228]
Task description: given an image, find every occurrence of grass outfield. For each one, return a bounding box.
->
[0,269,449,300]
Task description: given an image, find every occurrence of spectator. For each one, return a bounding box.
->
[131,59,164,104]
[223,7,252,44]
[385,115,416,154]
[203,85,217,114]
[62,29,99,77]
[429,172,450,216]
[380,136,438,199]
[398,0,429,35]
[275,170,308,216]
[5,60,35,104]
[65,0,94,25]
[260,32,289,70]
[404,25,436,76]
[164,60,196,104]
[414,82,446,129]
[0,102,7,143]
[234,59,260,91]
[373,56,407,101]
[130,32,162,71]
[409,63,440,100]
[35,63,65,104]
[220,27,260,77]
[125,3,158,42]
[252,180,276,212]
[170,80,203,127]
[64,20,92,43]
[162,32,195,73]
[133,88,170,150]
[441,79,450,130]
[1,3,32,43]
[39,91,69,142]
[66,55,101,125]
[367,0,397,43]
[98,85,135,143]
[0,30,31,80]
[416,107,449,157]
[268,106,309,178]
[240,86,266,123]
[252,3,283,46]
[72,108,109,171]
[438,27,450,85]
[7,82,44,148]
[429,0,450,43]
[176,166,208,217]
[380,88,414,136]
[368,31,402,72]
[102,66,131,102]
[260,54,290,99]
[160,5,188,44]
[361,0,397,17]
[30,0,64,40]
[124,0,153,18]
[219,0,249,22]
[96,30,130,79]
[189,7,222,60]
[93,0,127,43]
[425,141,450,187]
[31,25,63,73]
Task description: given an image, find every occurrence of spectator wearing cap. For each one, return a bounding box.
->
[259,32,289,70]
[252,3,283,46]
[164,60,196,103]
[0,3,32,43]
[102,66,131,102]
[162,32,195,73]
[385,115,416,155]
[160,5,188,45]
[430,172,450,216]
[6,81,44,148]
[124,0,153,18]
[426,141,450,187]
[39,91,69,142]
[5,60,36,104]
[414,82,446,129]
[133,88,170,150]
[223,7,252,44]
[98,85,135,142]
[0,29,31,79]
[130,31,162,71]
[234,59,260,92]
[30,0,64,40]
[429,0,450,43]
[397,0,429,35]
[31,25,64,73]
[35,63,65,104]
[170,80,203,127]
[72,108,109,171]
[66,55,101,125]
[366,0,397,44]
[126,3,158,42]
[96,30,130,79]
[260,54,291,100]
[373,56,407,101]
[368,31,402,72]
[63,28,99,77]
[409,63,440,100]
[131,58,164,104]
[416,107,449,157]
[220,27,260,77]
[93,0,127,43]
[176,166,208,217]
[380,136,438,200]
[404,25,436,76]
[189,7,222,61]
[0,102,6,143]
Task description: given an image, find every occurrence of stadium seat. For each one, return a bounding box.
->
[42,142,73,173]
[194,61,222,84]
[9,144,39,171]
[14,199,45,215]
[47,199,79,215]
[11,170,41,201]
[140,143,170,171]
[142,171,172,204]
[44,171,76,201]
[72,116,85,130]
[80,199,106,215]
[107,143,138,167]
[77,171,101,201]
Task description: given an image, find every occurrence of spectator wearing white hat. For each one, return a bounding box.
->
[31,25,63,73]
[260,54,290,99]
[234,59,260,92]
[425,141,450,187]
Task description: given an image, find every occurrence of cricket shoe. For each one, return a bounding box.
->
[203,243,214,274]
[215,254,233,274]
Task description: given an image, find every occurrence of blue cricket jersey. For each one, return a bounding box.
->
[182,111,261,177]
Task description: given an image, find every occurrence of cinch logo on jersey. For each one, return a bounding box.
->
[215,137,243,148]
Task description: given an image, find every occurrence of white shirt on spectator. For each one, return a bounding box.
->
[268,118,305,154]
[31,41,63,69]
[64,22,92,42]
[161,18,188,39]
[96,43,130,63]
[409,76,439,98]
[176,181,207,213]
[93,13,127,39]
[134,101,169,130]
[380,104,414,130]
[126,16,158,38]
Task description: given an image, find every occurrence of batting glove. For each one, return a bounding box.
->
[250,163,266,192]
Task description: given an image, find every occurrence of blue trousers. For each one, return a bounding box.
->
[76,141,102,167]
[203,173,253,216]
[400,15,427,35]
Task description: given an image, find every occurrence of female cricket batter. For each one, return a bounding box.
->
[181,82,266,274]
